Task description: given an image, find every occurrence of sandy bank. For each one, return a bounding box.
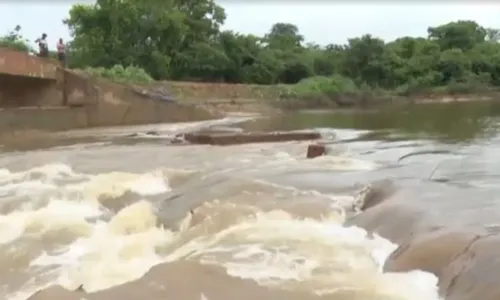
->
[157,81,500,110]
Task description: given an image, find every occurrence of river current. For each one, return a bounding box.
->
[1,101,499,300]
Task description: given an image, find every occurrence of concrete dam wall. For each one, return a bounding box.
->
[0,48,215,133]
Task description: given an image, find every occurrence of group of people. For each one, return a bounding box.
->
[34,33,66,65]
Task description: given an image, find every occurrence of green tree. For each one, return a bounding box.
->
[265,23,304,49]
[64,0,225,80]
[341,35,390,87]
[0,25,33,53]
[428,21,487,51]
[216,31,262,83]
[437,48,471,83]
[58,5,500,100]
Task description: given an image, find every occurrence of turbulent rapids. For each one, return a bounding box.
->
[0,164,440,300]
[0,116,463,300]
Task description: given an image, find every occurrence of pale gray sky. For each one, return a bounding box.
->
[0,2,499,50]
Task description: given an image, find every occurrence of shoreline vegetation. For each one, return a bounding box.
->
[2,1,500,108]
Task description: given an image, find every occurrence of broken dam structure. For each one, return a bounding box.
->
[0,48,215,133]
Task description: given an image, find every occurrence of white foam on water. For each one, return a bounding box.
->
[0,162,442,300]
[66,169,171,200]
[22,163,76,179]
[61,116,257,140]
[318,128,371,142]
[0,168,11,178]
[48,141,115,151]
[31,200,174,293]
[225,145,379,175]
[0,164,171,246]
[127,171,171,195]
[305,154,379,171]
[0,199,103,244]
[175,209,441,300]
[0,164,80,190]
[0,180,58,198]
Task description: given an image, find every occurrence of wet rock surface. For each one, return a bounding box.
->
[29,262,329,300]
[349,181,500,300]
[306,143,326,158]
[348,201,437,244]
[383,230,480,277]
[439,235,500,300]
[357,179,397,211]
[184,131,321,145]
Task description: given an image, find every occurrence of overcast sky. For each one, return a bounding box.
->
[0,2,499,50]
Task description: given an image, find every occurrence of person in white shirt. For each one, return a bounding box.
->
[35,33,48,58]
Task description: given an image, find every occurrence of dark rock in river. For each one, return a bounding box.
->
[184,131,321,145]
[306,143,326,158]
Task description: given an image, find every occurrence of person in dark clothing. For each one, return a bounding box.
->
[56,38,66,65]
[35,33,48,58]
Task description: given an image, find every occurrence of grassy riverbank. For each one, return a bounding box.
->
[80,65,500,110]
[5,6,500,111]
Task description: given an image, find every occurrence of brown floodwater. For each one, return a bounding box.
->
[1,101,500,300]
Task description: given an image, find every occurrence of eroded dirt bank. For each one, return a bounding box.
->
[160,81,500,109]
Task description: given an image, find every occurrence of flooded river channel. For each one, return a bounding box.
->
[1,101,499,300]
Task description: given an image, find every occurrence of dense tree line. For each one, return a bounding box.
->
[2,0,500,100]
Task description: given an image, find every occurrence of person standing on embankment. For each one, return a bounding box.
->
[35,33,48,58]
[56,38,66,66]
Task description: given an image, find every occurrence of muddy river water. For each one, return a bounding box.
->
[1,101,500,300]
